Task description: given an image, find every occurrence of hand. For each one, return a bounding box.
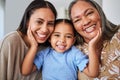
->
[89,28,102,48]
[88,28,102,61]
[27,26,38,48]
[88,28,103,57]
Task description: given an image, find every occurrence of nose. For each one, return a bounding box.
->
[59,36,65,43]
[40,24,48,32]
[82,17,91,26]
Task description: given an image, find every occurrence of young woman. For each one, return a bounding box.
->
[0,0,57,80]
[69,0,120,79]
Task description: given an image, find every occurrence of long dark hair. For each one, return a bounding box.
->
[17,0,57,35]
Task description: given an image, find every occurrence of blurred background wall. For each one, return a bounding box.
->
[0,0,120,39]
[0,0,5,39]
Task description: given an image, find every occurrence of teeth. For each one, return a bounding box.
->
[38,33,46,38]
[85,25,95,33]
[57,45,65,50]
[86,27,94,32]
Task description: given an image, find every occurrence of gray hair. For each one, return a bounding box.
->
[68,0,120,45]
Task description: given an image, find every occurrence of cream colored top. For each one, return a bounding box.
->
[0,31,42,80]
[77,29,120,80]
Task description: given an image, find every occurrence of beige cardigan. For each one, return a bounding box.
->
[0,31,42,80]
[77,28,120,80]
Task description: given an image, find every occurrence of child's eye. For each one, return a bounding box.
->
[66,35,73,38]
[54,34,60,37]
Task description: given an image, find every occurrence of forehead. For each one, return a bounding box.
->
[55,23,73,31]
[72,1,95,10]
[31,8,55,20]
[71,1,96,17]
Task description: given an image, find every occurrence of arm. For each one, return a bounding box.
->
[83,28,102,77]
[21,26,38,76]
[21,45,37,75]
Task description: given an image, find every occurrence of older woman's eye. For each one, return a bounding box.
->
[86,11,94,16]
[73,19,81,23]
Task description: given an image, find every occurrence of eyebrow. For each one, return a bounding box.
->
[37,18,55,22]
[53,32,74,36]
[72,8,93,20]
[66,33,74,37]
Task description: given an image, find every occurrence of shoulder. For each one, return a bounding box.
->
[37,47,51,55]
[116,28,120,39]
[1,31,20,42]
[112,28,120,41]
[69,46,85,56]
[0,31,22,47]
[71,46,82,53]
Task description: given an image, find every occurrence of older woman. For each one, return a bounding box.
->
[69,0,120,80]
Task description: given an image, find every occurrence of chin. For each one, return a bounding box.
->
[57,50,66,53]
[90,32,97,37]
[38,40,46,44]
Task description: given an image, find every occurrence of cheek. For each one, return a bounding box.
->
[94,16,101,29]
[30,27,36,34]
[50,38,56,45]
[92,13,101,23]
[74,25,82,33]
[28,23,36,31]
[49,28,54,34]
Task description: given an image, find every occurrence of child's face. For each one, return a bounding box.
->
[49,22,75,53]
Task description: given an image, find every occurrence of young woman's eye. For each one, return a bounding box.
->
[48,22,54,26]
[36,20,42,24]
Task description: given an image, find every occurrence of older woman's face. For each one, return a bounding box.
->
[28,8,55,43]
[71,1,101,43]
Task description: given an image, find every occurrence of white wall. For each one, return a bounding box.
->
[0,0,5,39]
[5,0,32,35]
[48,0,102,19]
[103,0,120,25]
[95,0,102,7]
[2,0,120,39]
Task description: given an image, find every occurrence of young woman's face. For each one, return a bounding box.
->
[71,1,101,43]
[28,8,55,43]
[49,23,75,53]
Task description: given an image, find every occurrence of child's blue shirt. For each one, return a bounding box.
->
[34,46,88,80]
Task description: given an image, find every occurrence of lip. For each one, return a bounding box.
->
[55,43,67,51]
[57,45,66,50]
[37,33,47,38]
[36,32,48,40]
[83,24,96,33]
